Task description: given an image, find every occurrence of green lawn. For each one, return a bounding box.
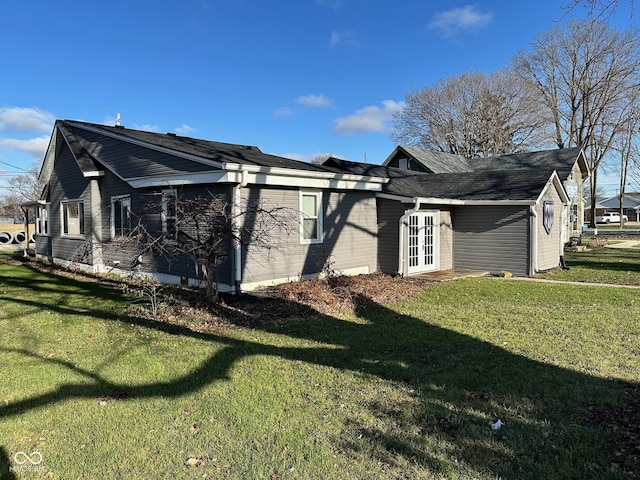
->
[1,255,639,479]
[538,242,640,285]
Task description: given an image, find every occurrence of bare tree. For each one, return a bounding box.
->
[513,19,640,226]
[563,0,634,18]
[0,194,26,222]
[7,162,42,202]
[310,155,331,165]
[120,191,296,303]
[391,69,550,158]
[614,104,640,227]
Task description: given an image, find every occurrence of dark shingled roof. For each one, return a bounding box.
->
[388,146,585,180]
[324,157,556,201]
[61,120,335,175]
[388,146,473,173]
[469,147,584,180]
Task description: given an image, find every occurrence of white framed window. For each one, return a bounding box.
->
[61,200,85,237]
[36,204,50,235]
[161,189,177,240]
[111,195,132,239]
[300,190,323,244]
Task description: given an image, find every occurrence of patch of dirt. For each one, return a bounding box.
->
[160,271,436,330]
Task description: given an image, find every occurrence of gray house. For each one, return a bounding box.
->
[33,120,586,291]
[34,120,385,292]
[383,146,589,239]
[324,157,573,277]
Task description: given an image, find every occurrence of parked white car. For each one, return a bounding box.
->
[595,211,628,223]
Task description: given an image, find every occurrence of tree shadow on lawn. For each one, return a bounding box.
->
[0,266,636,479]
[566,247,640,273]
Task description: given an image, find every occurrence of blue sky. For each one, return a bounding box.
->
[0,0,634,198]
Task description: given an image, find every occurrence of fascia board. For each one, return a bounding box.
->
[536,171,570,205]
[224,162,388,185]
[376,192,535,206]
[128,170,238,188]
[38,125,58,186]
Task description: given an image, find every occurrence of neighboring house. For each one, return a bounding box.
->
[383,146,589,239]
[33,120,588,290]
[34,120,386,292]
[585,193,640,223]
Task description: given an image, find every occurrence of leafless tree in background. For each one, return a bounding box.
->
[563,0,634,18]
[391,69,550,158]
[513,19,640,226]
[6,162,42,202]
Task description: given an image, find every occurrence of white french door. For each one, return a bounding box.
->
[407,212,437,275]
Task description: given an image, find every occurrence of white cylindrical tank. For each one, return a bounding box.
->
[0,231,14,244]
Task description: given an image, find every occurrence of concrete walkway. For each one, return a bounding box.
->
[499,276,640,289]
[604,239,640,249]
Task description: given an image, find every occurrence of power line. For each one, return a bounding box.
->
[0,159,29,172]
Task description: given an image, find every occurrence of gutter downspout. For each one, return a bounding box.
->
[530,205,538,276]
[233,168,249,293]
[398,198,421,277]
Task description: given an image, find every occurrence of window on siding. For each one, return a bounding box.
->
[111,196,132,239]
[36,204,50,235]
[161,189,178,240]
[300,190,323,243]
[62,200,84,237]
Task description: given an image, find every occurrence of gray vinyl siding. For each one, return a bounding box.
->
[376,200,454,274]
[453,205,530,276]
[536,185,563,271]
[240,186,377,286]
[376,198,405,274]
[99,181,233,286]
[566,162,585,238]
[48,142,93,264]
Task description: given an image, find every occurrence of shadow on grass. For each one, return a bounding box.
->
[565,247,640,273]
[0,447,17,480]
[0,260,636,478]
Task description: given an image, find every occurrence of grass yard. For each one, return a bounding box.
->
[538,241,640,285]
[0,254,639,479]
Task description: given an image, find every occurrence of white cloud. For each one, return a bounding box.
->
[0,135,50,157]
[334,100,404,134]
[0,107,54,132]
[296,94,334,108]
[133,123,160,132]
[274,106,295,116]
[330,30,359,49]
[428,5,493,38]
[175,124,196,135]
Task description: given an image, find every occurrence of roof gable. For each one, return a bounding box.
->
[383,146,472,173]
[382,145,589,181]
[326,156,564,203]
